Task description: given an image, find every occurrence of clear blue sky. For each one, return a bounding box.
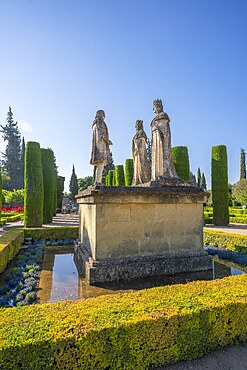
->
[0,0,247,190]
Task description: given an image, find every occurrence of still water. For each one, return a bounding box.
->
[37,246,246,304]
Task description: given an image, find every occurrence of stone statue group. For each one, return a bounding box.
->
[90,99,178,185]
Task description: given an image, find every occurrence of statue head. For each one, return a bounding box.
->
[153,99,163,114]
[135,119,143,131]
[95,110,105,120]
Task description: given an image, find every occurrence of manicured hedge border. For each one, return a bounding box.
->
[0,227,79,274]
[0,230,24,273]
[24,226,79,240]
[0,275,247,369]
[204,229,247,254]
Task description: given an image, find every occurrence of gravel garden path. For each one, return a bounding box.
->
[205,223,247,236]
[0,213,79,237]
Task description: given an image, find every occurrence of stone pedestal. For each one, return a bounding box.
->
[76,182,211,284]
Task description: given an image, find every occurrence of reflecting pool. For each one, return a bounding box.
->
[37,246,246,304]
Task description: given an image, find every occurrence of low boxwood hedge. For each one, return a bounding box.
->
[24,226,79,240]
[0,227,79,275]
[204,229,247,254]
[0,275,247,369]
[0,230,24,273]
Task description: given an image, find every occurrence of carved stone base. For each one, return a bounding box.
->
[74,248,212,284]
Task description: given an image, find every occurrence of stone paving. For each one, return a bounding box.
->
[205,223,247,236]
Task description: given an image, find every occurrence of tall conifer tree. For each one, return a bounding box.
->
[1,107,22,190]
[69,164,78,200]
[197,167,201,188]
[20,137,25,188]
[240,148,246,180]
[201,172,207,190]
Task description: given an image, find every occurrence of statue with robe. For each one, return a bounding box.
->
[132,120,151,185]
[90,110,112,184]
[151,99,178,180]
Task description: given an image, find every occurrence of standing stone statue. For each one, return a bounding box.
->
[90,110,112,184]
[132,120,151,185]
[151,99,178,180]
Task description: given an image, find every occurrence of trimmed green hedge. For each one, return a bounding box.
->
[125,159,134,186]
[211,145,229,225]
[0,275,247,368]
[0,227,78,274]
[115,165,125,186]
[204,229,247,254]
[0,230,24,273]
[24,142,44,227]
[107,170,114,186]
[41,148,56,224]
[23,226,79,240]
[1,214,23,222]
[172,146,190,181]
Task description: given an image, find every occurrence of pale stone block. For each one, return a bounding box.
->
[104,204,131,222]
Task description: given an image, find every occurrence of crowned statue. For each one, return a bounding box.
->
[151,99,178,180]
[132,120,151,185]
[90,110,112,184]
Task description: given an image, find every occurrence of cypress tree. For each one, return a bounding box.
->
[57,176,65,210]
[125,159,134,186]
[69,165,78,200]
[197,168,201,188]
[211,145,229,226]
[172,146,190,181]
[115,165,125,185]
[103,150,115,176]
[190,171,196,184]
[50,150,58,216]
[201,172,207,190]
[1,107,22,190]
[240,148,246,180]
[24,142,44,227]
[41,149,55,224]
[20,137,25,189]
[108,170,114,186]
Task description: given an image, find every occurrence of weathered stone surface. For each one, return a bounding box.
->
[151,99,179,180]
[75,250,212,284]
[90,110,113,184]
[132,119,151,185]
[76,186,210,284]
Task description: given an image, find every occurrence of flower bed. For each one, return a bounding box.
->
[0,237,77,308]
[0,275,247,369]
[205,245,247,267]
[2,206,24,213]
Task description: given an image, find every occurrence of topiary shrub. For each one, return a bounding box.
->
[57,176,65,209]
[24,142,44,227]
[172,146,190,181]
[115,165,125,186]
[41,149,55,224]
[211,145,229,226]
[125,159,134,186]
[53,173,57,216]
[108,170,114,186]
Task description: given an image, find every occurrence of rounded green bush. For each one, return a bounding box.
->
[24,142,44,227]
[115,165,125,186]
[211,145,229,226]
[125,159,134,186]
[41,149,56,224]
[172,146,190,181]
